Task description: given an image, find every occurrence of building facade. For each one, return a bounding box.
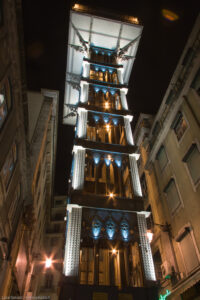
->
[0,0,59,296]
[134,14,200,300]
[60,4,157,300]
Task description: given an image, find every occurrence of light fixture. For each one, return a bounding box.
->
[112,248,117,254]
[109,192,114,198]
[45,258,52,268]
[106,124,110,131]
[105,102,109,109]
[146,230,153,243]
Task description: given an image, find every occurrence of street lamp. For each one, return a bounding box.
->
[45,258,52,268]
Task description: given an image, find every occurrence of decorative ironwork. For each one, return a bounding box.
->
[71,21,88,52]
[106,216,116,240]
[120,218,129,241]
[63,104,78,119]
[91,216,102,240]
[69,44,85,53]
[117,35,141,57]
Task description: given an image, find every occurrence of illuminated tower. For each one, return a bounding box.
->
[61,4,157,299]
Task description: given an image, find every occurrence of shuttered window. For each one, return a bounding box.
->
[164,178,181,215]
[183,144,200,186]
[156,146,168,171]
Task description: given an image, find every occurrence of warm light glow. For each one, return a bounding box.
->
[112,248,117,254]
[131,17,139,24]
[146,230,153,243]
[73,4,80,9]
[105,102,109,109]
[109,192,114,198]
[162,9,179,21]
[45,258,52,268]
[106,124,110,131]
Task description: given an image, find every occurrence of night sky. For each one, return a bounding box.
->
[22,0,199,195]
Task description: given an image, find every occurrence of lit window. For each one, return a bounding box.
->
[176,227,199,273]
[172,111,187,141]
[164,178,181,216]
[0,78,12,129]
[0,93,7,129]
[1,142,17,190]
[191,67,200,96]
[183,144,200,186]
[156,145,168,171]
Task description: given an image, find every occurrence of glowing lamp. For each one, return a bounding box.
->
[45,258,52,268]
[112,249,117,255]
[146,230,153,243]
[106,124,110,131]
[109,192,114,198]
[105,102,109,109]
[162,9,179,21]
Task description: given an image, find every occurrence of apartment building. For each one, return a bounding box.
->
[134,14,200,300]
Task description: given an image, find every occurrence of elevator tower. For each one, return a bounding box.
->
[61,4,157,299]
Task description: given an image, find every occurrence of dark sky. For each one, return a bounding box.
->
[22,0,199,195]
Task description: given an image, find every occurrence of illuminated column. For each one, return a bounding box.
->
[63,205,82,277]
[120,89,128,110]
[80,81,89,103]
[77,108,88,138]
[129,154,142,197]
[83,61,90,78]
[137,213,156,281]
[72,146,86,190]
[124,116,134,145]
[117,69,123,84]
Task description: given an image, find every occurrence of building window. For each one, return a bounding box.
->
[183,144,200,186]
[164,178,181,216]
[153,250,162,280]
[191,67,200,96]
[156,145,168,171]
[171,111,187,141]
[1,142,17,190]
[140,173,148,197]
[176,226,199,274]
[0,78,12,130]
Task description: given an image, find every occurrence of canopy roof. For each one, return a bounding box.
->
[63,10,143,125]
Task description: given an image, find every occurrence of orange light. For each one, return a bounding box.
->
[73,4,80,9]
[106,124,110,131]
[109,192,114,198]
[146,230,153,243]
[162,9,179,21]
[112,249,117,254]
[105,102,109,109]
[45,258,52,268]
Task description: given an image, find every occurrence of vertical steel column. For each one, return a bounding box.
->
[77,108,88,138]
[129,154,142,197]
[63,205,82,277]
[124,116,134,145]
[137,213,156,281]
[72,146,86,190]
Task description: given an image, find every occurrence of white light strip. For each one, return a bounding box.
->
[77,108,88,138]
[80,81,89,103]
[63,205,82,276]
[137,213,156,281]
[117,69,123,84]
[120,89,128,110]
[82,61,90,78]
[72,146,86,189]
[124,116,134,145]
[129,154,142,197]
